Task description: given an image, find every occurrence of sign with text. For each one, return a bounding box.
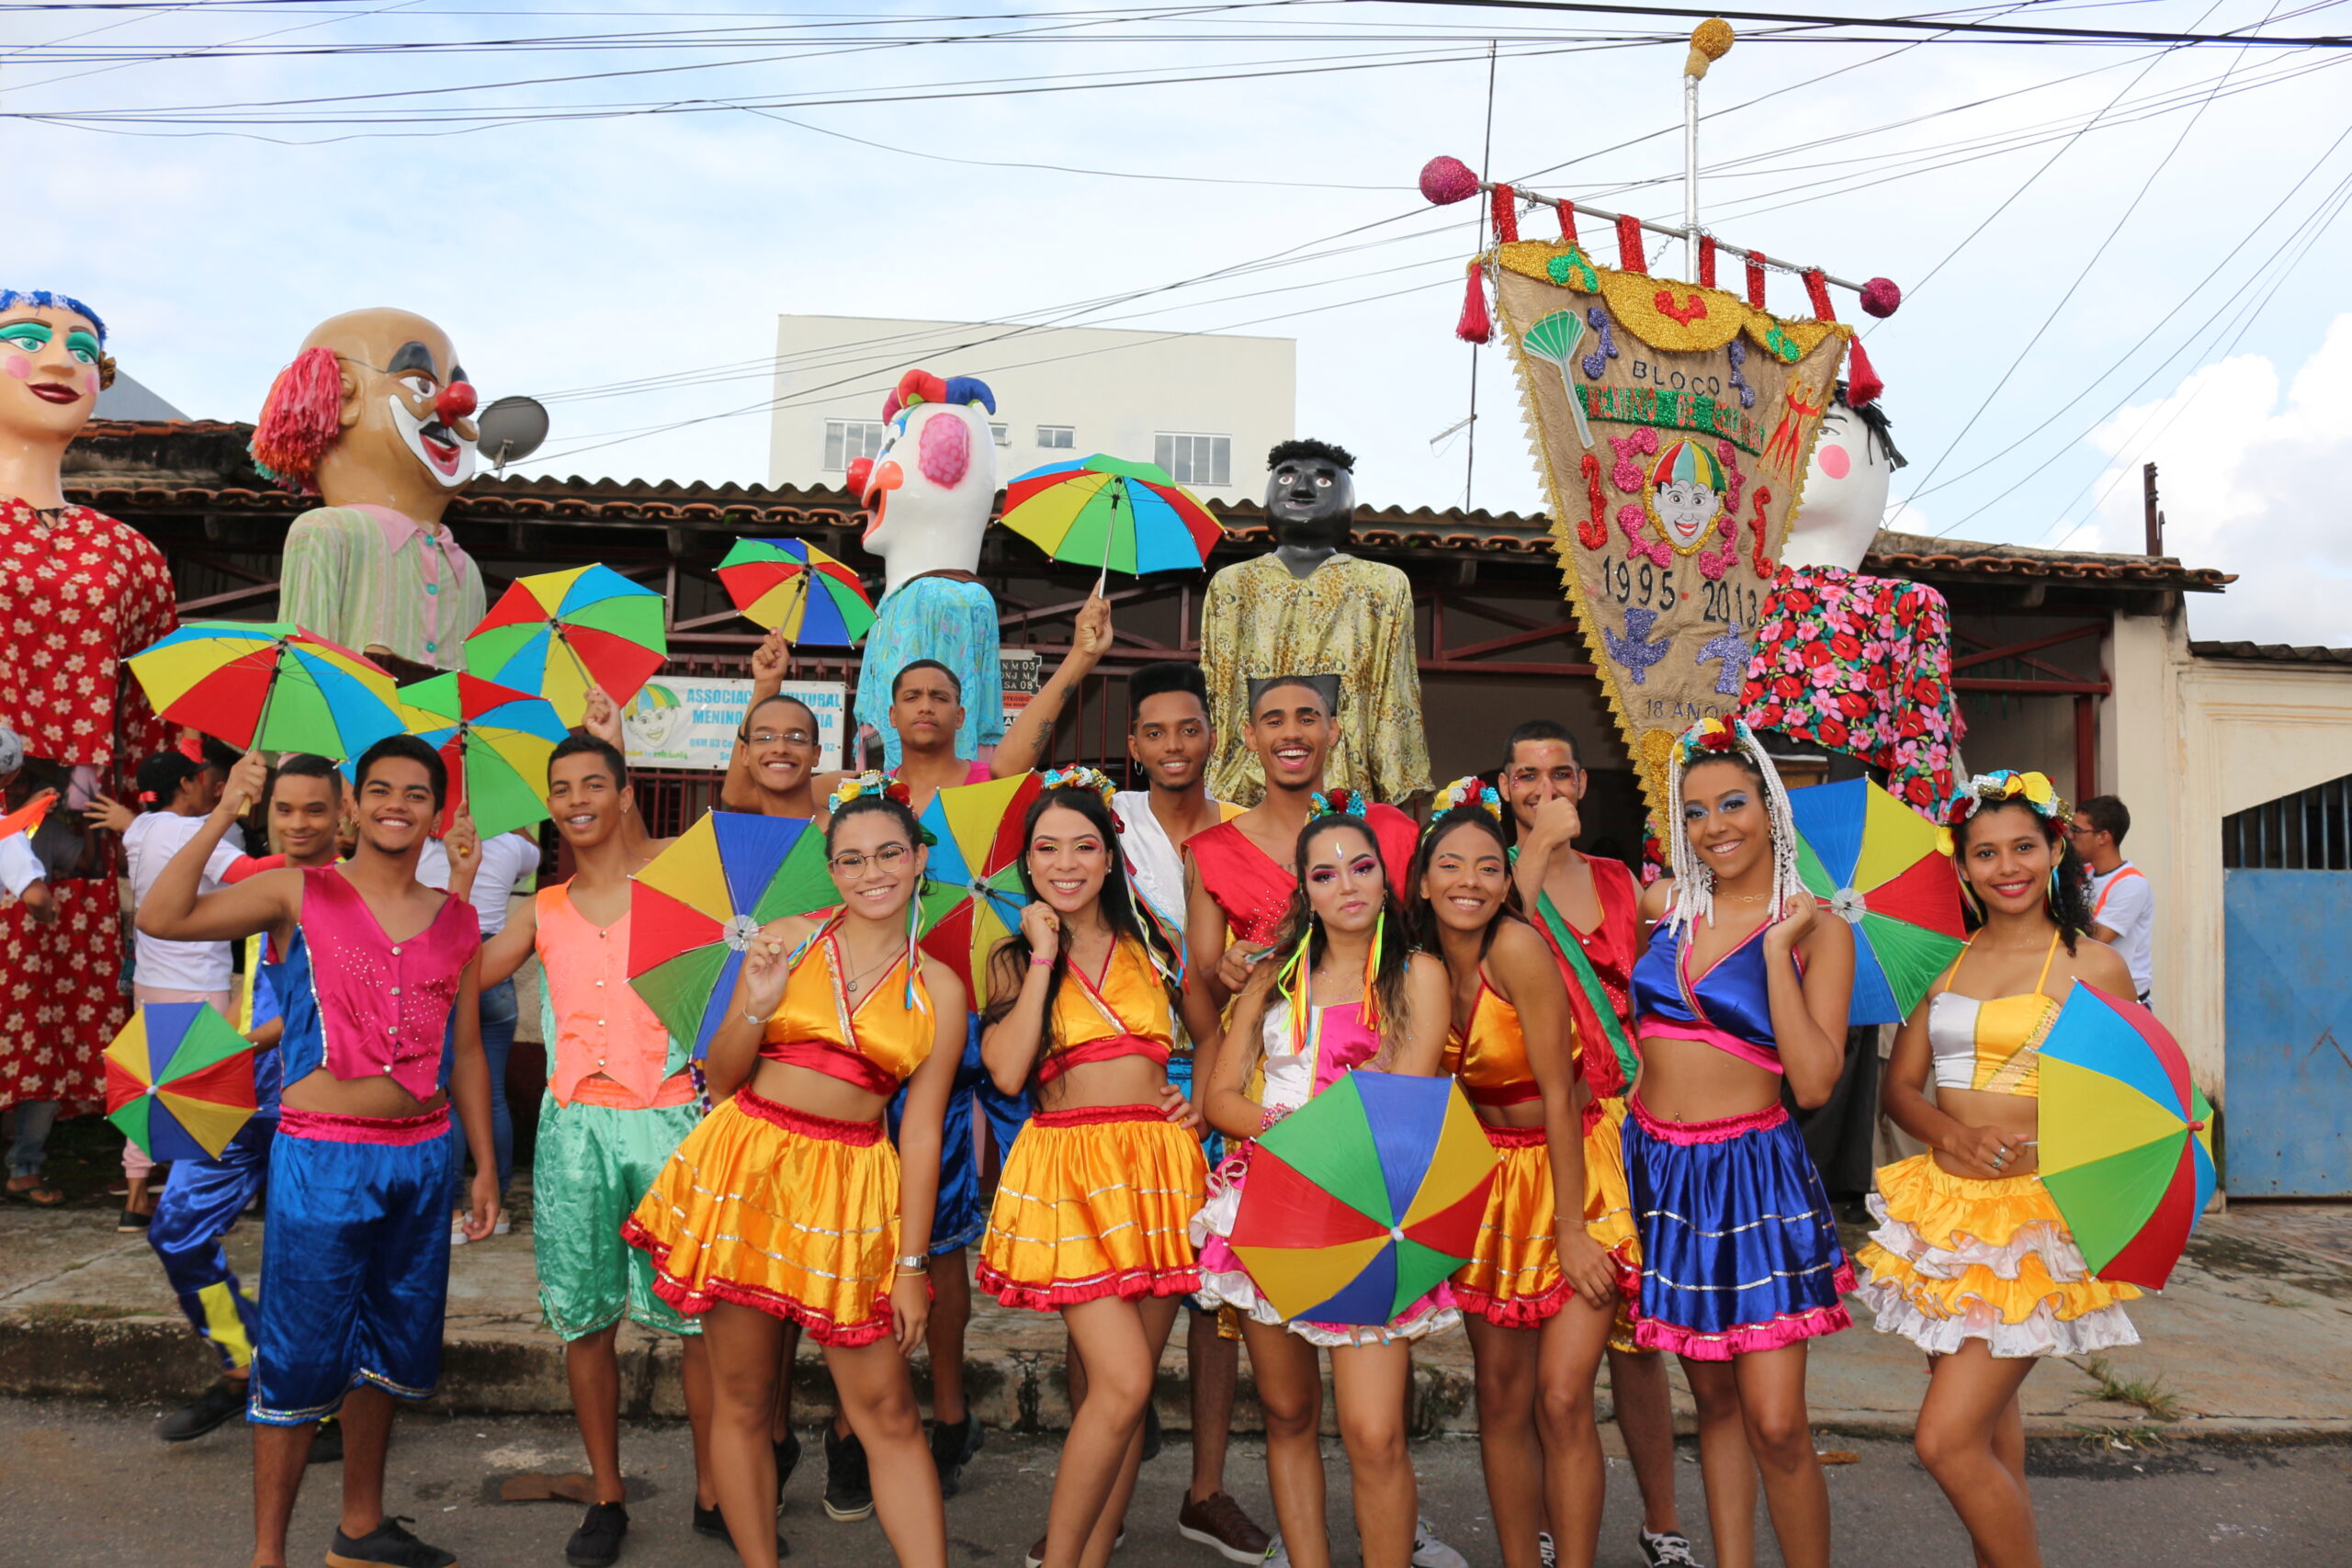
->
[623,678,847,773]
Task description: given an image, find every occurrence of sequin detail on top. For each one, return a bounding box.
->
[1040,936,1176,1085]
[284,866,479,1100]
[1187,820,1299,948]
[1928,931,2060,1099]
[537,886,693,1110]
[759,929,936,1093]
[1442,979,1541,1107]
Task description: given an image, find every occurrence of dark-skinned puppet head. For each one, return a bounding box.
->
[250,309,481,525]
[1264,438,1356,557]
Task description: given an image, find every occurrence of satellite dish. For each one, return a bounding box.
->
[476,395,549,472]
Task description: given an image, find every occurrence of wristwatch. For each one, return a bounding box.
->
[895,1252,928,1272]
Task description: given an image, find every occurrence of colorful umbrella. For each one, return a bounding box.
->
[717,538,877,647]
[0,789,57,843]
[1787,775,1968,1026]
[1228,1071,1498,1325]
[465,565,668,727]
[126,621,405,759]
[627,810,839,1058]
[912,772,1042,1007]
[1001,454,1224,591]
[103,1001,258,1160]
[2038,984,2215,1291]
[394,672,570,840]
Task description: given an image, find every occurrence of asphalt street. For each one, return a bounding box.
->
[5,1399,2347,1567]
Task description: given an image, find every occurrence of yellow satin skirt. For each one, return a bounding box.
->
[1855,1153,2141,1359]
[1452,1123,1569,1327]
[622,1089,900,1347]
[1582,1095,1645,1352]
[978,1105,1207,1312]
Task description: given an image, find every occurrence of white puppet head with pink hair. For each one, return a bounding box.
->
[846,368,998,591]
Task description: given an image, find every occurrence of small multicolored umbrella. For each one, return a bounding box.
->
[627,810,838,1058]
[0,789,57,843]
[126,621,405,759]
[912,773,1042,1007]
[394,672,570,840]
[103,1001,258,1160]
[1229,1071,1499,1325]
[1001,455,1224,592]
[717,538,877,647]
[1787,775,1968,1026]
[2038,984,2216,1291]
[465,565,668,727]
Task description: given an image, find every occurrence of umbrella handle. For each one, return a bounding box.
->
[1095,484,1121,596]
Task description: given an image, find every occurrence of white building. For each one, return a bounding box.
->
[767,315,1295,504]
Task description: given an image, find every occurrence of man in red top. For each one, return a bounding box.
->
[1503,720,1700,1568]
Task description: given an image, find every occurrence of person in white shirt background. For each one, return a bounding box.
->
[0,725,54,927]
[2070,795,2155,1006]
[423,818,543,1242]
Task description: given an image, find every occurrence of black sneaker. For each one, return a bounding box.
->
[1637,1529,1703,1567]
[156,1377,246,1442]
[823,1423,874,1522]
[929,1414,983,1499]
[310,1416,345,1465]
[693,1503,791,1557]
[775,1429,803,1506]
[323,1516,456,1568]
[564,1502,628,1568]
[1140,1401,1162,1464]
[117,1206,151,1234]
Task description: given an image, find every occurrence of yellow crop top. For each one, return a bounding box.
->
[1442,976,1542,1108]
[1040,935,1176,1085]
[760,929,936,1096]
[1927,931,2059,1099]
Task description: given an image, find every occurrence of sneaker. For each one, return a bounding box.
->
[1024,1529,1125,1566]
[1539,1530,1557,1568]
[563,1502,628,1568]
[447,1213,514,1246]
[310,1416,345,1465]
[1413,1518,1469,1568]
[929,1414,984,1499]
[117,1207,151,1234]
[823,1423,874,1521]
[693,1503,791,1556]
[156,1377,247,1442]
[1637,1529,1702,1567]
[775,1428,803,1505]
[1177,1491,1272,1563]
[323,1516,456,1568]
[1260,1538,1292,1568]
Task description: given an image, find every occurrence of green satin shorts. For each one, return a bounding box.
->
[534,1091,703,1340]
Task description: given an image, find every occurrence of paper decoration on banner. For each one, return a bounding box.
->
[1491,240,1850,823]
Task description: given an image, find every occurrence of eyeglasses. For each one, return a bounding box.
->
[743,728,817,749]
[829,843,912,875]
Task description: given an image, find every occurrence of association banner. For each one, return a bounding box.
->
[623,678,848,772]
[1492,239,1849,822]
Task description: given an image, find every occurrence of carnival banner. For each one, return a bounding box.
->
[1492,239,1849,822]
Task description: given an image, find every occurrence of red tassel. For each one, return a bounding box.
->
[1846,339,1884,406]
[1555,200,1578,245]
[1456,260,1492,344]
[1699,235,1717,290]
[1617,213,1647,274]
[1490,183,1519,243]
[249,345,345,493]
[1746,251,1768,309]
[1804,268,1837,321]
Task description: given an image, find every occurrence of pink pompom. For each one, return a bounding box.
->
[1420,155,1479,206]
[1860,276,1902,318]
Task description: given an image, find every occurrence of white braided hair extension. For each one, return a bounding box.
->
[1664,717,1804,940]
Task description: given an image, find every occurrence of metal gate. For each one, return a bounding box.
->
[2222,865,2352,1195]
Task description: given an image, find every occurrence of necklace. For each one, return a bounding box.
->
[1718,888,1770,905]
[836,940,902,997]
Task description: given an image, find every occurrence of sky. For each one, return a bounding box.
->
[12,0,2350,644]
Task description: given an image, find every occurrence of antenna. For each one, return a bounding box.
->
[476,396,550,474]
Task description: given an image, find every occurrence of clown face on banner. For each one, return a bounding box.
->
[1491,240,1849,823]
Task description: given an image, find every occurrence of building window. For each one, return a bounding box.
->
[1036,424,1075,450]
[1155,433,1231,488]
[990,423,1010,446]
[823,419,889,471]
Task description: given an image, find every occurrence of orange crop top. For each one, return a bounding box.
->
[759,929,936,1097]
[1442,977,1541,1108]
[1040,935,1176,1086]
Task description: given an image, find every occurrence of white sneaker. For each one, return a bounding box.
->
[1413,1518,1468,1568]
[1539,1531,1558,1568]
[1261,1538,1291,1568]
[448,1213,512,1246]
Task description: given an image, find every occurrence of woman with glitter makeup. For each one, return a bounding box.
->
[1627,719,1856,1568]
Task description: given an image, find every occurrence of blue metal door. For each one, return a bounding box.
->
[2223,869,2352,1195]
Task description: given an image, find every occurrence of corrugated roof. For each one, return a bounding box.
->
[2190,640,2352,666]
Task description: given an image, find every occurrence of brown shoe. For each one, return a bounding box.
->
[1179,1492,1272,1564]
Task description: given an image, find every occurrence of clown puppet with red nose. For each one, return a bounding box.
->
[254,310,488,680]
[847,368,1004,771]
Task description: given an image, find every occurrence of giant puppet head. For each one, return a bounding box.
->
[1264,437,1357,558]
[249,309,481,524]
[0,290,113,509]
[1783,383,1905,574]
[845,368,997,592]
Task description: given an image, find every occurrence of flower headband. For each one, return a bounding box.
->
[825,770,939,844]
[1428,774,1503,830]
[1676,716,1746,762]
[1954,770,2072,829]
[1038,764,1123,829]
[1308,786,1369,818]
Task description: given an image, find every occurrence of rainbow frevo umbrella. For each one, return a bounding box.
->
[717,537,877,647]
[395,672,570,839]
[465,565,668,727]
[2038,984,2215,1291]
[1787,776,1968,1026]
[104,1002,258,1160]
[1229,1071,1498,1325]
[627,810,838,1058]
[126,621,406,759]
[1001,455,1224,589]
[912,773,1042,1009]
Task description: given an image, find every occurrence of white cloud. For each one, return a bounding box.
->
[2073,317,2352,647]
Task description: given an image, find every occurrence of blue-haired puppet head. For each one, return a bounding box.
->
[0,291,107,345]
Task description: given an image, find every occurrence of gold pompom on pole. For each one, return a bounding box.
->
[1682,19,1734,280]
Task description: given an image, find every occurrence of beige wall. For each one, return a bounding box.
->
[768,315,1295,505]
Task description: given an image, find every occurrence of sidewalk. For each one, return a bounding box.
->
[4,1185,2346,1440]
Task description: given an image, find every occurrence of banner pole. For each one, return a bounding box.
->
[1683,70,1700,283]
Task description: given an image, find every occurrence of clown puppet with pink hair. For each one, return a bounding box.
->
[846,368,1005,771]
[253,309,487,680]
